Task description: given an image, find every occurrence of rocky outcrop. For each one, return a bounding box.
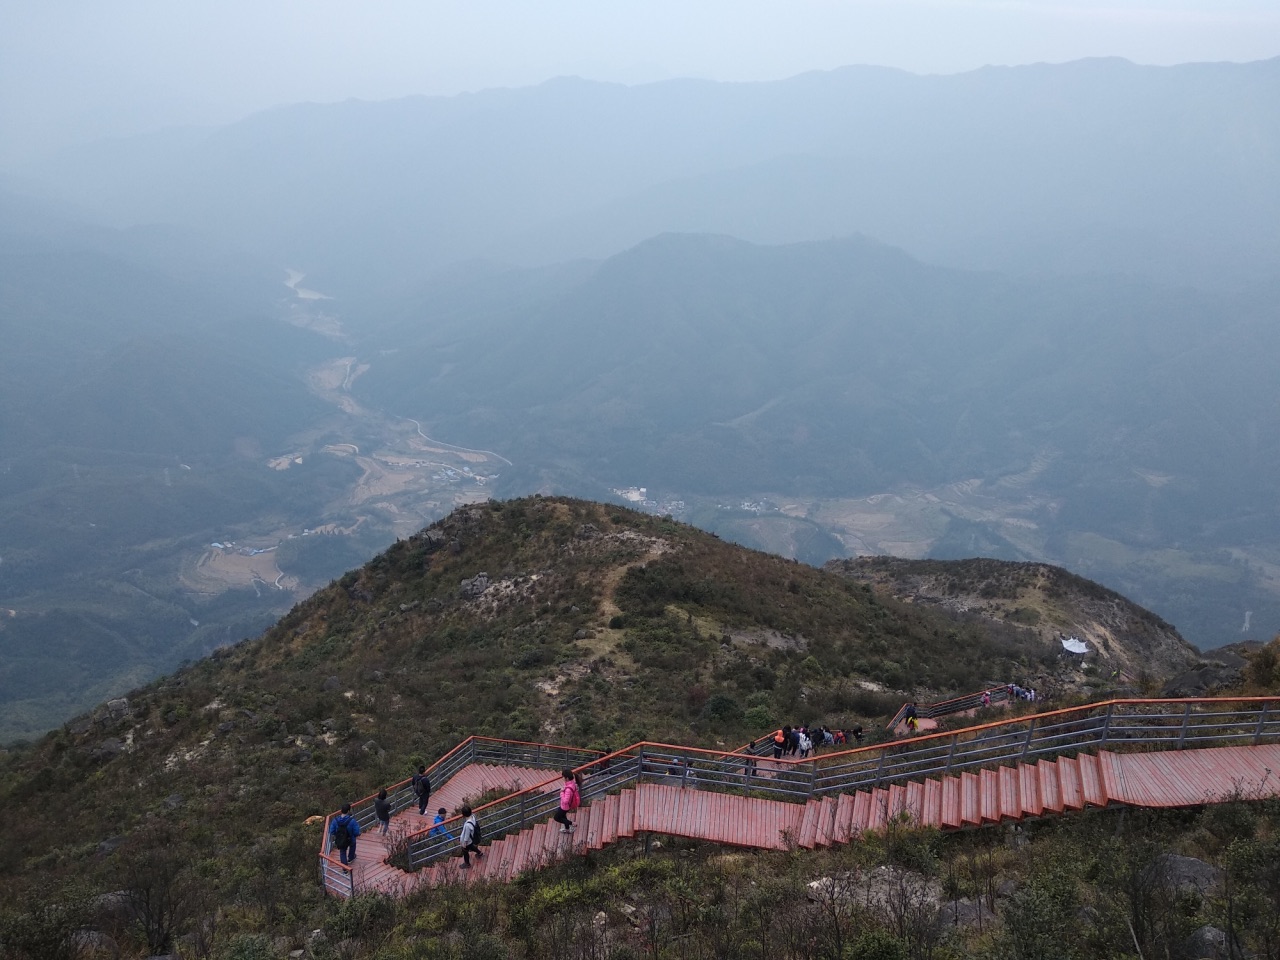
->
[1161,645,1253,697]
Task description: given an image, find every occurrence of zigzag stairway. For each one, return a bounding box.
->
[332,734,1280,896]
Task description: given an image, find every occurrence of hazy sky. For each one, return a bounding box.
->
[2,0,1278,167]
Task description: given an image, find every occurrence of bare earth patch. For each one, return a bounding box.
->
[182,548,298,596]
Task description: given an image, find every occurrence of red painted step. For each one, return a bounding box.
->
[852,789,873,834]
[1078,754,1107,808]
[995,766,1016,819]
[834,793,856,843]
[904,781,925,826]
[980,769,1000,823]
[865,788,889,833]
[816,796,838,847]
[798,800,820,849]
[617,790,636,838]
[1019,762,1040,816]
[960,772,981,826]
[923,778,943,828]
[1058,757,1083,811]
[941,776,962,828]
[886,783,908,822]
[1039,760,1062,813]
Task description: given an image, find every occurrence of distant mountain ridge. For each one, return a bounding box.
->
[358,230,1279,508]
[18,57,1280,294]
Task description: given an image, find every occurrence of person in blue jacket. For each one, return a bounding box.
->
[330,803,362,865]
[430,807,453,839]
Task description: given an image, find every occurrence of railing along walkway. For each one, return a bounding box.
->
[321,697,1280,896]
[320,736,602,897]
[885,684,1024,734]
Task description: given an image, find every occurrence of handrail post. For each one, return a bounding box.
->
[944,735,959,775]
[1177,702,1192,749]
[519,792,528,829]
[1019,719,1036,760]
[1099,703,1115,748]
[873,747,890,788]
[808,760,818,798]
[1254,702,1270,745]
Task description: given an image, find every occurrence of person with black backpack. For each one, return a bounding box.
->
[413,765,431,816]
[458,804,483,869]
[329,803,361,866]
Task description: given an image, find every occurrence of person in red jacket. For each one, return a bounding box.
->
[553,768,582,833]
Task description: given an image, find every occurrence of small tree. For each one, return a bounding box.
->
[997,872,1081,960]
[114,826,211,954]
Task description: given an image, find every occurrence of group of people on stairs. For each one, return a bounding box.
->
[328,766,587,869]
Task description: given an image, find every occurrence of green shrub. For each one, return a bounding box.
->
[219,934,275,960]
[707,694,742,722]
[849,929,907,960]
[324,893,398,942]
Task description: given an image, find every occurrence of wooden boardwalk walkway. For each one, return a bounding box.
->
[333,743,1280,895]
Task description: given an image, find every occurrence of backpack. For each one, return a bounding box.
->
[470,817,482,844]
[416,773,431,797]
[333,817,352,849]
[568,781,581,811]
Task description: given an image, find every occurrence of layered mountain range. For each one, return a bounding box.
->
[2,57,1279,738]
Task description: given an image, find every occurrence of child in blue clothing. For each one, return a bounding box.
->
[430,807,452,839]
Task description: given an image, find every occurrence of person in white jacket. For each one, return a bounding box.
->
[458,805,484,869]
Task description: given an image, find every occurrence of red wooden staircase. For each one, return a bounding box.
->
[321,698,1280,897]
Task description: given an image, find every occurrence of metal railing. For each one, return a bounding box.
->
[818,698,1280,793]
[887,685,1016,731]
[319,736,602,895]
[326,697,1280,892]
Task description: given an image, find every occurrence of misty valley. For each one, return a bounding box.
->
[2,57,1280,740]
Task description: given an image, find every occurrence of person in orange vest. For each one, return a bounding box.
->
[773,726,790,759]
